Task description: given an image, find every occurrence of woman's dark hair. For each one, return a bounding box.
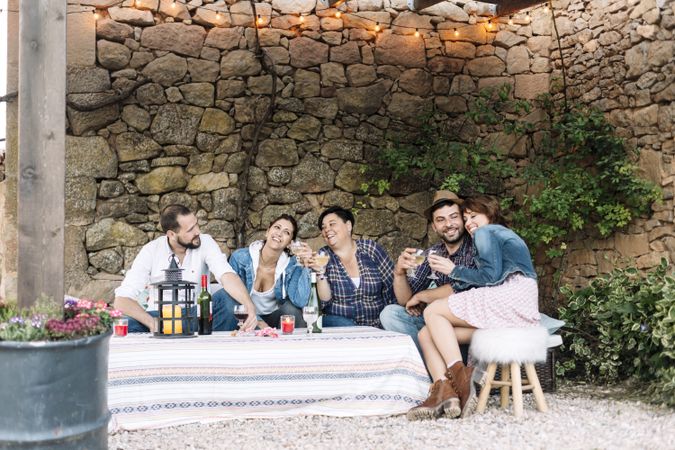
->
[461,195,506,226]
[269,214,298,241]
[317,206,355,231]
[160,204,192,232]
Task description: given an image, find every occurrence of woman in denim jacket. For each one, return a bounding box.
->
[407,195,539,421]
[212,214,311,329]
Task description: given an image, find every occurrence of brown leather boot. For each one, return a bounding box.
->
[406,379,461,421]
[446,362,483,418]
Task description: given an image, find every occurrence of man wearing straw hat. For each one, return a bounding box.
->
[380,191,476,353]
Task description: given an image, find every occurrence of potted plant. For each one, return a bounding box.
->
[0,298,121,449]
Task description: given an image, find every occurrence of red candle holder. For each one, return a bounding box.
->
[280,315,295,334]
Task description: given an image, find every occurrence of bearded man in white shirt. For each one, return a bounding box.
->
[114,204,257,332]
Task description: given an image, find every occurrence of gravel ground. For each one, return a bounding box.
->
[109,384,674,450]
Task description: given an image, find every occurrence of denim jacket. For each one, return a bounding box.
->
[224,241,311,314]
[450,224,536,291]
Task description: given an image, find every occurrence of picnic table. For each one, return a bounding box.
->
[108,327,430,431]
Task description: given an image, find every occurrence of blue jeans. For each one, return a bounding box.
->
[322,314,356,327]
[379,304,426,354]
[126,291,239,333]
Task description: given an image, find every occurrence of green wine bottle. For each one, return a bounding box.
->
[198,274,212,335]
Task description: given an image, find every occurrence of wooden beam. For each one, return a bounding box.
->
[497,0,548,17]
[17,0,67,308]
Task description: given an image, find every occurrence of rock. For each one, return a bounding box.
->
[121,104,152,131]
[142,53,188,87]
[160,192,199,212]
[446,41,476,59]
[108,6,155,26]
[398,69,432,96]
[514,73,550,99]
[256,139,299,167]
[66,136,118,178]
[136,166,188,194]
[346,64,377,87]
[141,23,207,57]
[67,66,111,94]
[96,18,134,43]
[287,116,321,141]
[293,69,321,97]
[506,46,529,74]
[192,7,231,27]
[321,62,348,85]
[263,46,291,65]
[179,83,215,107]
[97,40,131,70]
[336,82,388,115]
[342,11,391,30]
[438,24,486,45]
[428,56,464,73]
[392,11,433,30]
[288,154,335,192]
[466,56,505,76]
[267,187,304,204]
[353,209,396,236]
[633,104,658,127]
[323,191,354,209]
[229,1,272,27]
[65,177,97,226]
[151,103,204,145]
[199,108,235,135]
[435,96,467,113]
[188,58,221,82]
[614,233,650,257]
[648,40,673,67]
[493,30,527,48]
[99,180,125,198]
[399,191,433,215]
[374,34,426,68]
[304,98,339,119]
[388,92,433,124]
[96,195,149,219]
[420,2,468,21]
[220,50,262,77]
[90,249,124,274]
[331,41,361,65]
[450,75,476,94]
[67,104,119,136]
[289,37,329,68]
[201,220,235,240]
[205,27,244,50]
[273,0,315,14]
[64,226,89,291]
[115,132,161,162]
[334,161,367,193]
[136,83,167,105]
[186,173,230,193]
[248,75,276,95]
[67,12,96,66]
[85,218,148,251]
[625,42,649,79]
[321,140,363,161]
[396,212,427,240]
[158,0,191,20]
[217,80,247,98]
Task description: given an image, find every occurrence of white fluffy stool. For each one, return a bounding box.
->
[470,327,549,418]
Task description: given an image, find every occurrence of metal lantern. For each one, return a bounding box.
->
[152,255,197,338]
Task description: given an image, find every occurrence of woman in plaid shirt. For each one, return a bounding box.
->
[302,206,396,328]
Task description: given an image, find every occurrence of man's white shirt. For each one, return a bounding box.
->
[114,234,234,311]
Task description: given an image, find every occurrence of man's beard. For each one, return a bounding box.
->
[178,236,201,249]
[438,228,464,245]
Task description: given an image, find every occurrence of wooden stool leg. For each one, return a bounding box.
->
[476,363,497,413]
[500,363,510,409]
[525,363,548,413]
[510,362,523,418]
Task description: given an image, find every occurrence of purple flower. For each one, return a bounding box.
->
[9,316,24,325]
[64,299,77,309]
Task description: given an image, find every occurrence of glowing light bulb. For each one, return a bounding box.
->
[374,23,381,32]
[508,16,513,26]
[414,29,420,38]
[544,5,549,13]
[257,14,264,25]
[171,0,176,7]
[525,13,531,23]
[454,28,459,37]
[299,15,305,23]
[335,11,341,18]
[486,21,492,30]
[216,11,222,19]
[93,11,100,20]
[136,0,141,7]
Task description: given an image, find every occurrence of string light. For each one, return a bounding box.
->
[508,15,513,26]
[544,4,550,13]
[257,14,264,25]
[374,22,381,32]
[454,28,459,37]
[171,0,176,6]
[299,14,305,23]
[215,10,221,20]
[136,0,141,7]
[486,20,493,30]
[335,11,341,18]
[414,29,419,37]
[93,10,100,20]
[525,12,531,23]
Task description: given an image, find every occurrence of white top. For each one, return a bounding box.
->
[250,286,277,315]
[351,277,361,289]
[114,234,234,311]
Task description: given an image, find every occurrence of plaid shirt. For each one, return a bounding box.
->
[408,236,477,294]
[320,239,396,328]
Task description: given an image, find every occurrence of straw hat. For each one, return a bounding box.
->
[424,190,463,220]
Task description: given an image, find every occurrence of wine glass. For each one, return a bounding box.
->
[233,305,247,334]
[289,240,304,266]
[302,306,318,334]
[314,251,330,280]
[427,249,439,280]
[407,249,425,278]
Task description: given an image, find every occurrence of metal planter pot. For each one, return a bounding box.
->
[0,330,112,450]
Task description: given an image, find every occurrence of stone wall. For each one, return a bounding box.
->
[547,0,674,291]
[0,0,672,306]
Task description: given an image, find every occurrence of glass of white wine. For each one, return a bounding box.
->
[314,251,330,279]
[302,306,318,334]
[289,240,305,266]
[407,249,425,278]
[427,249,439,280]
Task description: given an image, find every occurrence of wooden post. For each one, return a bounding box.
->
[17,0,67,308]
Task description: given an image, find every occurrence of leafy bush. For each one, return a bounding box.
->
[557,259,675,406]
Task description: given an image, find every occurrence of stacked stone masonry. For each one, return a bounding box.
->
[4,0,672,303]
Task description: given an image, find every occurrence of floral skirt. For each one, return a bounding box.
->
[447,273,539,329]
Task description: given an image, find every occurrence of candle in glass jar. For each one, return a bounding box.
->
[162,305,182,334]
[280,315,295,334]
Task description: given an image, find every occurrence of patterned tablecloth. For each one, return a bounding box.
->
[108,327,431,431]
